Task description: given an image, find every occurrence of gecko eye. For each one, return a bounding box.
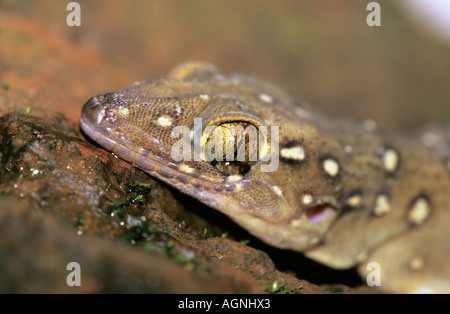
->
[203,121,264,176]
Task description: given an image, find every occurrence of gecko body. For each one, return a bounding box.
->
[80,62,450,293]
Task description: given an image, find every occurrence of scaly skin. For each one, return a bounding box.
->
[80,62,450,293]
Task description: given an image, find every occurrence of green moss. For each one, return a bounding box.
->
[162,241,191,265]
[119,220,160,243]
[200,227,225,240]
[239,239,250,245]
[114,179,208,274]
[132,194,144,203]
[127,179,152,205]
[119,220,198,271]
[141,241,155,252]
[130,180,151,189]
[292,285,304,293]
[75,215,85,228]
[107,196,128,219]
[263,280,300,294]
[202,227,208,239]
[264,280,280,293]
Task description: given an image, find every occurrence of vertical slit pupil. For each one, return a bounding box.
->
[206,121,260,176]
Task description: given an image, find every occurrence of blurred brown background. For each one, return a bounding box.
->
[1,0,449,129]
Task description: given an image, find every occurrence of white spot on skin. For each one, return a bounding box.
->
[374,194,391,216]
[382,148,400,174]
[200,94,210,100]
[272,185,283,197]
[119,107,130,116]
[233,184,243,192]
[157,115,173,127]
[345,193,362,208]
[138,147,147,154]
[409,257,424,270]
[280,146,305,161]
[259,93,273,103]
[302,194,313,205]
[407,197,430,225]
[227,175,243,183]
[290,218,302,227]
[179,164,193,173]
[323,158,339,177]
[344,145,353,153]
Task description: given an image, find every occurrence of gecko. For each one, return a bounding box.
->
[80,62,450,293]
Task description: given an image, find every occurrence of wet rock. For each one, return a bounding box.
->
[0,199,260,293]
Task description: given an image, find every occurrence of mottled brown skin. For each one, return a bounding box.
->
[80,62,450,293]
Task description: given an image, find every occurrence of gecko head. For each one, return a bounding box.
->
[80,65,344,254]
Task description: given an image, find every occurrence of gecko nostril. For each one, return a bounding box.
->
[104,107,116,118]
